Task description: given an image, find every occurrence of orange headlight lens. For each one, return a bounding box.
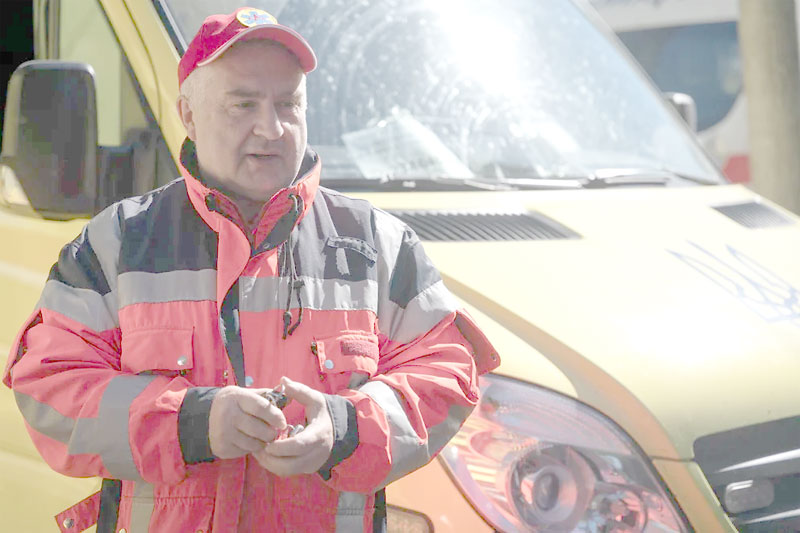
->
[440,375,690,532]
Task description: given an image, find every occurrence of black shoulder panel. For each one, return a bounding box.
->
[117,179,218,274]
[48,225,112,295]
[294,187,379,283]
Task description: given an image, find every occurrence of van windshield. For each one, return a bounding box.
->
[159,0,723,188]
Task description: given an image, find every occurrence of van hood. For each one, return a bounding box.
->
[365,184,800,460]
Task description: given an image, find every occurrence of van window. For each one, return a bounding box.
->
[617,22,742,131]
[54,0,177,204]
[159,0,723,187]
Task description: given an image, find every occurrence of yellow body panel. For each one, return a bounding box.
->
[386,457,493,533]
[651,458,737,533]
[120,0,184,153]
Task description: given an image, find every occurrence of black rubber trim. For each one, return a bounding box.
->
[317,394,358,480]
[178,386,220,464]
[96,478,122,533]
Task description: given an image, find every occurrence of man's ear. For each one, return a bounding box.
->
[177,96,197,141]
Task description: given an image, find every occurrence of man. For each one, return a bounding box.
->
[3,7,499,532]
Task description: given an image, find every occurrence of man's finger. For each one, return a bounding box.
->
[231,429,270,454]
[237,390,288,429]
[280,376,323,407]
[253,449,319,476]
[236,412,280,444]
[261,432,314,457]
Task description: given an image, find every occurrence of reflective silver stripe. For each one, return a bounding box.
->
[360,380,472,487]
[378,280,458,343]
[37,279,118,331]
[427,402,473,466]
[129,482,155,533]
[91,375,156,480]
[86,203,123,293]
[118,269,217,308]
[336,492,366,533]
[239,276,378,313]
[14,390,75,444]
[14,376,156,481]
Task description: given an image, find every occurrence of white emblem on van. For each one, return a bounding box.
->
[670,242,800,324]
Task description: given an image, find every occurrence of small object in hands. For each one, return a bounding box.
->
[288,424,305,437]
[260,388,289,410]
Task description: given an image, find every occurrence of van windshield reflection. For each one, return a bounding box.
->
[161,0,723,188]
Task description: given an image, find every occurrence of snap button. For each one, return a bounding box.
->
[62,518,74,528]
[324,359,335,370]
[223,370,229,379]
[119,529,127,533]
[245,376,254,387]
[177,356,188,367]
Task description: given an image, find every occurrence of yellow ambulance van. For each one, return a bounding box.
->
[1,0,799,531]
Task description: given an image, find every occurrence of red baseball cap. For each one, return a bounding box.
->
[178,7,317,87]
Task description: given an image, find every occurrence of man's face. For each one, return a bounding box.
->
[180,41,308,202]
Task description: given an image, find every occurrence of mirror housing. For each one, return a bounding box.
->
[0,60,97,219]
[664,91,698,133]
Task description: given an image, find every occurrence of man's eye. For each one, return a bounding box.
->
[235,101,255,109]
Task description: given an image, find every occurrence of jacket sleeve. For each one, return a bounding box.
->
[318,221,500,493]
[2,205,192,486]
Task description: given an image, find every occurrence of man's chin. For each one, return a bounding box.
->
[233,175,291,202]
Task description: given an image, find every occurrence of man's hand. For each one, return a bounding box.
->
[208,386,288,459]
[253,377,334,476]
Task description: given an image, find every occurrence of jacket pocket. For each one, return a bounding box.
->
[120,328,194,378]
[117,491,214,533]
[325,236,377,279]
[311,332,380,393]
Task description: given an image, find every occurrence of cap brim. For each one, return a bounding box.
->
[198,24,317,73]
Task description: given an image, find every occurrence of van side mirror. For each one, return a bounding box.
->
[0,60,97,219]
[664,91,698,133]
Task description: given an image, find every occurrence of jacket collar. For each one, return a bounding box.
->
[179,138,321,247]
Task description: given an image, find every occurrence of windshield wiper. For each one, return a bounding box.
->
[322,176,515,192]
[582,169,670,188]
[587,167,717,187]
[321,168,716,192]
[502,167,716,189]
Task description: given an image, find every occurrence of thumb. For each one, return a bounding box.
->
[280,376,322,407]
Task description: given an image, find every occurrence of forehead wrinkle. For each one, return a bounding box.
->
[225,88,264,98]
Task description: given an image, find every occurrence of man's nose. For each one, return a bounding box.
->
[252,104,284,140]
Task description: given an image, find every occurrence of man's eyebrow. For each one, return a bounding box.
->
[223,88,304,100]
[225,88,263,98]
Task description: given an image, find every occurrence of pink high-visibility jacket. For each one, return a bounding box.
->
[3,141,499,532]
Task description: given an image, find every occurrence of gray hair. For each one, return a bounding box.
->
[179,63,212,105]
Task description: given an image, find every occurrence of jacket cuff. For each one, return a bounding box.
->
[318,393,359,480]
[178,386,220,464]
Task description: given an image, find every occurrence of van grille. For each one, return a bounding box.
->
[713,202,794,228]
[694,417,800,532]
[386,211,581,241]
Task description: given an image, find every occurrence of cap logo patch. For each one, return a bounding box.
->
[237,8,277,27]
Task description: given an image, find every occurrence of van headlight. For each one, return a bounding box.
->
[440,375,690,532]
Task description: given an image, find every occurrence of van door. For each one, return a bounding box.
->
[46,0,177,208]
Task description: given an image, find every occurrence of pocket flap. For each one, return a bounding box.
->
[325,236,377,264]
[121,328,194,374]
[313,332,379,375]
